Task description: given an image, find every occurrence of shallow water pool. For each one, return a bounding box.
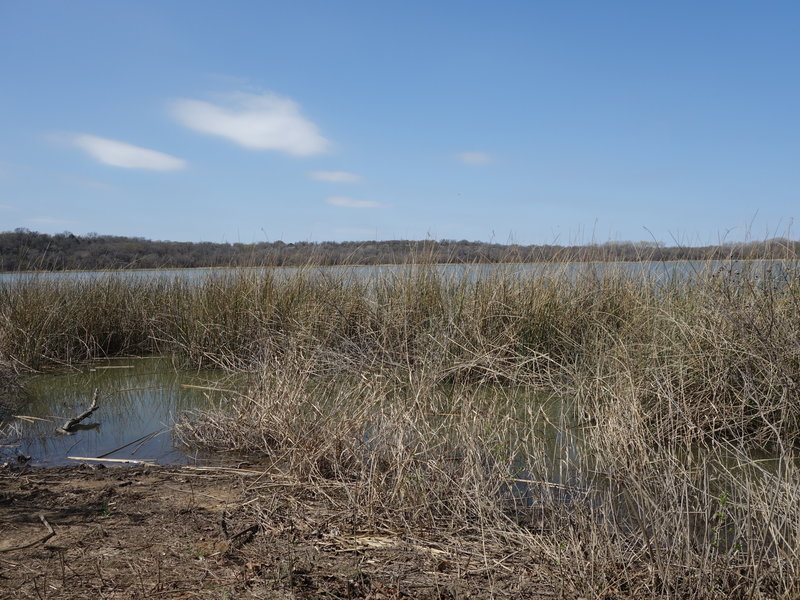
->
[0,357,242,466]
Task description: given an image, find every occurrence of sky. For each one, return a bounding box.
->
[0,1,798,245]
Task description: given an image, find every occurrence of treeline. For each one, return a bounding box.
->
[1,229,798,272]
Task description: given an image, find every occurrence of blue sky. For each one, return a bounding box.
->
[0,1,798,244]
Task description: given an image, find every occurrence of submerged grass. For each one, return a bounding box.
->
[2,260,800,597]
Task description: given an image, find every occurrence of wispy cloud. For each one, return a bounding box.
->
[71,134,187,171]
[171,92,329,156]
[325,196,385,209]
[0,204,14,210]
[309,170,362,183]
[455,151,492,166]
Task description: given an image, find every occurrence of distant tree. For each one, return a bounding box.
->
[0,230,797,272]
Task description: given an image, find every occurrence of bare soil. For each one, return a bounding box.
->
[0,465,560,599]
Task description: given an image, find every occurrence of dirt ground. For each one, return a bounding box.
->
[0,464,561,599]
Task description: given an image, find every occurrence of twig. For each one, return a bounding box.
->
[181,383,241,394]
[13,415,52,423]
[180,465,264,476]
[96,429,165,458]
[0,515,55,553]
[131,430,165,455]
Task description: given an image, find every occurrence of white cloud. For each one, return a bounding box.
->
[455,151,492,166]
[325,196,385,209]
[71,135,187,171]
[171,92,329,156]
[309,170,362,183]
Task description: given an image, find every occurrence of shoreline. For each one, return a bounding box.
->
[0,256,793,277]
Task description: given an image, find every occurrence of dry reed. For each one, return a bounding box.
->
[2,259,800,597]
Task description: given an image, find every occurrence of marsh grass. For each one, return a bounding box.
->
[3,259,800,596]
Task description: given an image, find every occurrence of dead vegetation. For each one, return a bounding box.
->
[2,259,800,597]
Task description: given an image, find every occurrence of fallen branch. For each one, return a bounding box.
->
[57,389,99,433]
[0,515,55,553]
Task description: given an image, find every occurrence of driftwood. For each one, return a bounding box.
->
[57,389,99,434]
[0,514,55,553]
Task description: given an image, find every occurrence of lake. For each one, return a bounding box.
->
[0,259,794,286]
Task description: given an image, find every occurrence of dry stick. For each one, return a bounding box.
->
[181,465,265,476]
[228,524,259,544]
[131,430,165,455]
[181,383,241,394]
[13,415,52,423]
[96,429,165,458]
[58,389,100,433]
[0,515,55,553]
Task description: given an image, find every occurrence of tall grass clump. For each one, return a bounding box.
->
[0,274,174,371]
[2,261,798,439]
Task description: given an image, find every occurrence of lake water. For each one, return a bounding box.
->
[0,357,242,466]
[0,260,794,286]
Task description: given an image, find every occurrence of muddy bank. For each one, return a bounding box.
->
[0,465,560,599]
